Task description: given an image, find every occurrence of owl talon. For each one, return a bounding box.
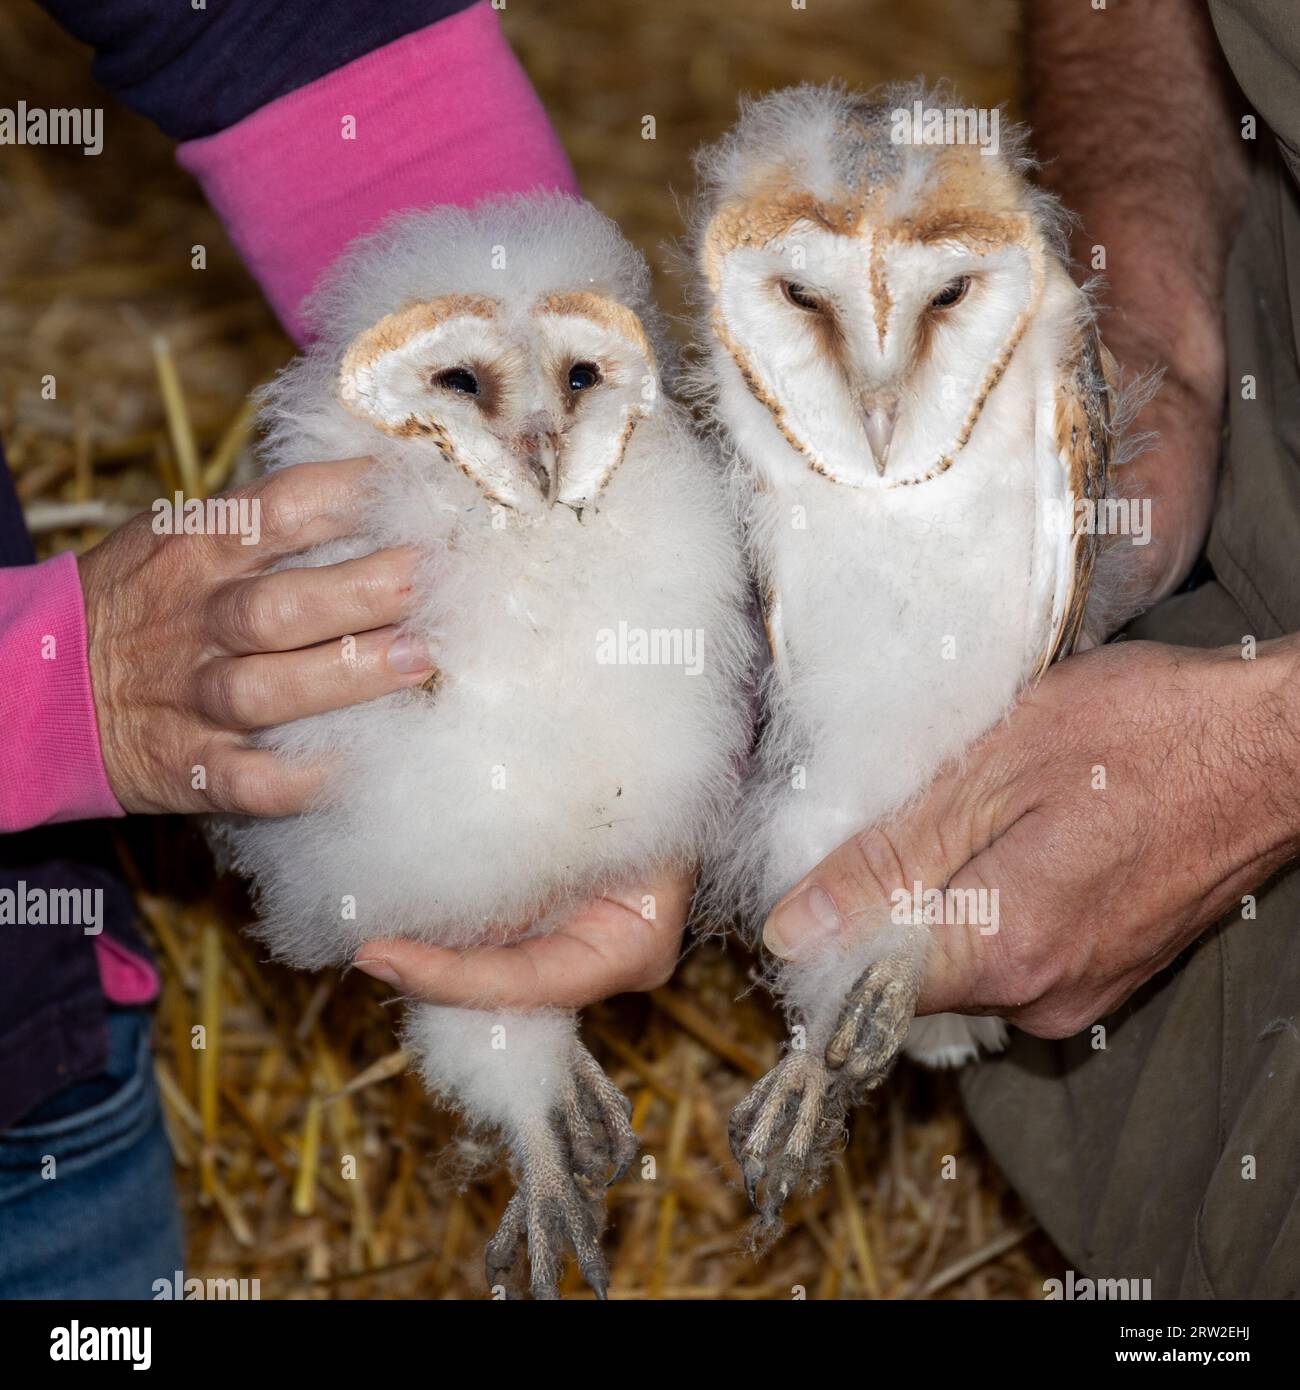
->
[484,1189,528,1298]
[728,1048,844,1234]
[740,1153,764,1210]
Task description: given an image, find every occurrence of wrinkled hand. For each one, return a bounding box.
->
[762,639,1300,1039]
[79,458,435,815]
[353,869,694,1010]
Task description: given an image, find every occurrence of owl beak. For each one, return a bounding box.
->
[525,431,560,507]
[864,408,895,477]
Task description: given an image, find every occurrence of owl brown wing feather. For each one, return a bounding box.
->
[750,475,790,683]
[761,583,788,684]
[1033,323,1115,678]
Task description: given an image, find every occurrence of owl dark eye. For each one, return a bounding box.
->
[567,361,601,393]
[930,275,971,310]
[781,280,822,312]
[435,367,479,396]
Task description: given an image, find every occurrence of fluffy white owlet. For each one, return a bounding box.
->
[211,195,755,1296]
[686,83,1140,1230]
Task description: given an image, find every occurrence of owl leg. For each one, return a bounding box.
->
[731,943,924,1233]
[484,1040,638,1300]
[728,1045,844,1237]
[403,1004,636,1299]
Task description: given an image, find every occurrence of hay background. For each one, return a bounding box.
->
[1,0,1064,1297]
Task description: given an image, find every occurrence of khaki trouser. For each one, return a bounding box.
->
[959,140,1300,1299]
[960,581,1300,1298]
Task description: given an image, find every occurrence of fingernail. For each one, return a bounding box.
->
[353,956,402,989]
[762,885,844,960]
[387,634,432,675]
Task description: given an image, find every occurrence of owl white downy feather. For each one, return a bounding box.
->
[211,195,755,1295]
[685,82,1145,1230]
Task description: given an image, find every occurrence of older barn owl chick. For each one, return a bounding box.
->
[686,83,1137,1229]
[214,195,754,1296]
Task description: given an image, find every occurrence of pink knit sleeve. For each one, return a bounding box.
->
[176,3,580,345]
[2,4,573,833]
[0,552,123,831]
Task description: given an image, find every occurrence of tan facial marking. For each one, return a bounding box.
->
[710,305,809,462]
[407,413,514,511]
[341,294,497,378]
[530,292,653,506]
[339,293,499,438]
[900,142,1026,225]
[582,409,644,507]
[703,192,863,293]
[535,291,655,370]
[338,294,524,512]
[868,238,892,351]
[902,211,1027,250]
[706,151,1046,487]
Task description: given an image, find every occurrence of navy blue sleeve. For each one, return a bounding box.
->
[35,0,477,141]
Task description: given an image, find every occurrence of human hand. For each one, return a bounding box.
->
[352,869,694,1010]
[762,638,1300,1038]
[79,457,436,815]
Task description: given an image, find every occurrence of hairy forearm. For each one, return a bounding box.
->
[1026,0,1247,392]
[1025,0,1250,596]
[1243,634,1300,863]
[1192,632,1300,916]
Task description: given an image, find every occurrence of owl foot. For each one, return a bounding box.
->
[565,1040,639,1188]
[728,1047,845,1237]
[484,1045,636,1300]
[484,1124,609,1301]
[730,951,924,1236]
[823,950,922,1087]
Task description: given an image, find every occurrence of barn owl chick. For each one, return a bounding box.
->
[686,82,1141,1231]
[212,195,754,1296]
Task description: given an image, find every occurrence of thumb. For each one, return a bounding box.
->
[760,791,1011,1013]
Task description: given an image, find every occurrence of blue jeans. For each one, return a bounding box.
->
[0,1006,184,1299]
